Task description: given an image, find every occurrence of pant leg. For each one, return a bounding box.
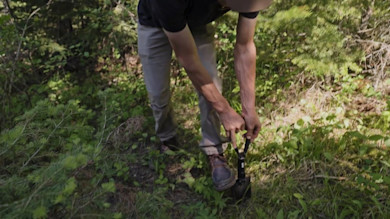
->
[192,25,228,155]
[137,24,177,142]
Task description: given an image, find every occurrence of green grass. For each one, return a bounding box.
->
[1,62,389,218]
[1,1,390,217]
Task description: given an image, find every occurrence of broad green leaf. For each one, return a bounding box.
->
[311,199,321,205]
[164,149,176,156]
[102,181,116,193]
[352,200,362,209]
[63,156,77,170]
[54,194,64,204]
[63,177,77,196]
[288,210,300,218]
[293,193,303,199]
[75,153,88,166]
[113,213,123,219]
[371,173,382,181]
[369,135,383,141]
[276,209,284,219]
[232,86,240,94]
[32,206,47,219]
[181,172,195,188]
[348,131,367,140]
[298,199,308,212]
[324,152,333,161]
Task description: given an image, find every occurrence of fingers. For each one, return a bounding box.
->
[230,130,237,149]
[240,123,245,131]
[252,125,260,140]
[220,109,245,147]
[245,128,254,142]
[227,126,243,148]
[245,123,261,142]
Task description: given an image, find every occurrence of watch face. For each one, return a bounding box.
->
[225,0,272,12]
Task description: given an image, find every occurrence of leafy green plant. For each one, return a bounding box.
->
[1,0,389,218]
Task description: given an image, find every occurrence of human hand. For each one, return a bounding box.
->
[219,106,245,149]
[242,110,261,142]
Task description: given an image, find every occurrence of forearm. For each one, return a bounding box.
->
[163,25,245,137]
[181,55,230,113]
[163,25,230,114]
[234,41,257,115]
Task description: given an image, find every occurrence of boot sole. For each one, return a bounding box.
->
[214,171,236,191]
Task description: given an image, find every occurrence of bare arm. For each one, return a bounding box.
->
[164,25,245,146]
[234,15,261,141]
[164,25,228,113]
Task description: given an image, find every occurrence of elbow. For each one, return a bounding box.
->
[176,53,199,73]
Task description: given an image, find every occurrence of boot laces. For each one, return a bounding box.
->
[209,154,227,168]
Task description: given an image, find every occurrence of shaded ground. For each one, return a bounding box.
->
[95,71,390,218]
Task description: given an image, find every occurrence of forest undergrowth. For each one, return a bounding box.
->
[0,0,389,218]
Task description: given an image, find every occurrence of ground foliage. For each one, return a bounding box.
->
[0,0,389,218]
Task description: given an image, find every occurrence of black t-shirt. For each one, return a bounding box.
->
[138,0,259,32]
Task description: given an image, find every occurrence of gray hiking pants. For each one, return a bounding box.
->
[137,23,227,155]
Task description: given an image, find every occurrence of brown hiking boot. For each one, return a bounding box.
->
[209,154,236,191]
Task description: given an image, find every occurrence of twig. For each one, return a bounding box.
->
[105,119,126,143]
[314,174,347,181]
[355,39,390,49]
[298,174,348,181]
[358,28,373,34]
[3,0,18,20]
[8,0,53,94]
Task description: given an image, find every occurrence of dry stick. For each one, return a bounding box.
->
[3,0,17,20]
[7,0,53,94]
[314,175,347,181]
[9,8,39,94]
[105,120,127,143]
[355,39,390,88]
[380,50,389,75]
[298,175,348,181]
[358,28,373,34]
